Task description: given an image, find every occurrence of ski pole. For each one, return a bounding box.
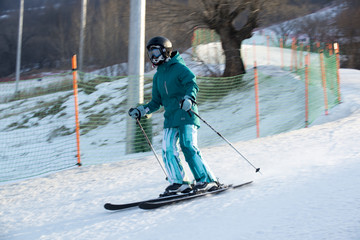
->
[135,118,168,180]
[189,109,261,174]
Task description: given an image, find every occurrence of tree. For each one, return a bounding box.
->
[85,0,129,67]
[269,21,296,47]
[335,0,360,69]
[0,16,18,77]
[289,14,335,52]
[147,0,261,77]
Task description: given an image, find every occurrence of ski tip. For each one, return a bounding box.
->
[104,203,116,210]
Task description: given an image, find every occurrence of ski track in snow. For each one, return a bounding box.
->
[0,69,360,239]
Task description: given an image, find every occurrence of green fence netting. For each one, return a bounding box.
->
[0,29,340,182]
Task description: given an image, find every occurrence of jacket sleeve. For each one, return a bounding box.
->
[178,65,199,100]
[143,75,162,113]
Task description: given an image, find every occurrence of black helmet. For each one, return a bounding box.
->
[146,36,173,65]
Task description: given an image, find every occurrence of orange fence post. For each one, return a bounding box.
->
[243,46,247,69]
[334,42,342,103]
[267,35,270,65]
[254,61,260,138]
[299,43,304,69]
[291,37,297,71]
[328,43,333,56]
[191,29,195,58]
[320,51,329,115]
[293,38,298,71]
[253,40,256,64]
[72,55,82,166]
[290,38,294,71]
[305,54,310,128]
[280,38,284,69]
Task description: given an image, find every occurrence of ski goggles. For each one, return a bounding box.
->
[147,46,163,59]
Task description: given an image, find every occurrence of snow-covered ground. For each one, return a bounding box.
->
[0,68,359,240]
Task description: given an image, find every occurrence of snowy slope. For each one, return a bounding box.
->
[0,69,359,240]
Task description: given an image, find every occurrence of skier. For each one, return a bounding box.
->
[128,36,219,196]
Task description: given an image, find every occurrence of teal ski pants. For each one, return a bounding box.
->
[162,125,216,184]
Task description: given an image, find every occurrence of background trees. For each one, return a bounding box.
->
[0,0,358,79]
[147,0,342,77]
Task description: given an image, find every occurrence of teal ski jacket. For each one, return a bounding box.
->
[143,51,200,128]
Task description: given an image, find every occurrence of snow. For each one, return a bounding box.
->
[0,67,359,239]
[1,6,360,237]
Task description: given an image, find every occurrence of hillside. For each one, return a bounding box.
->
[0,68,359,240]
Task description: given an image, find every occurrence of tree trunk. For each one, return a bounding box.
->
[219,28,246,77]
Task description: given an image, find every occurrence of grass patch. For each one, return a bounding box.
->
[197,74,248,103]
[78,76,113,94]
[6,75,73,103]
[47,126,74,142]
[80,112,110,135]
[32,98,66,119]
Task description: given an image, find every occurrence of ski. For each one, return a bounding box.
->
[138,181,253,210]
[104,192,193,211]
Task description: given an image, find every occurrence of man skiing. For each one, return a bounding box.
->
[128,36,219,196]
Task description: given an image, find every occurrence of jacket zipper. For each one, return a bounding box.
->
[164,80,169,95]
